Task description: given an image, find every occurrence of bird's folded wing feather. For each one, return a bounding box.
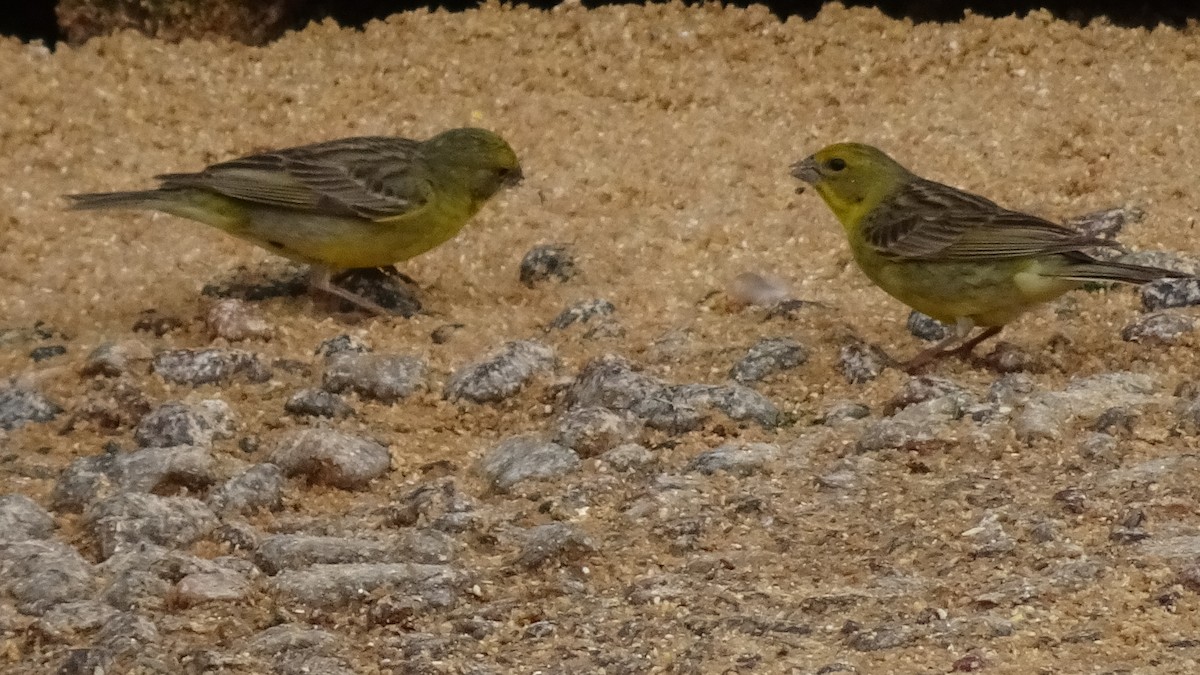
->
[862,179,1116,261]
[155,136,432,221]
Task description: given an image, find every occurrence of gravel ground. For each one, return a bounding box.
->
[3,4,1200,673]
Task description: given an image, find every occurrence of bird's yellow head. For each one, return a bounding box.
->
[790,142,913,230]
[425,127,523,203]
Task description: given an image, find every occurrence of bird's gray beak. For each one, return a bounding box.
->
[789,157,820,184]
[504,167,524,188]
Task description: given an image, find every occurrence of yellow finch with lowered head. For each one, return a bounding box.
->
[67,127,523,313]
[791,142,1188,371]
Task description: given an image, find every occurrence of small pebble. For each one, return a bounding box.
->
[322,352,426,403]
[269,428,391,490]
[1065,204,1143,239]
[152,348,271,385]
[133,399,234,448]
[205,299,272,341]
[174,570,251,605]
[1121,311,1196,345]
[430,323,464,344]
[271,563,465,610]
[284,388,353,418]
[80,340,152,378]
[519,244,577,287]
[444,340,556,404]
[0,540,97,614]
[729,337,809,384]
[549,299,616,330]
[1141,277,1200,311]
[687,442,778,476]
[206,464,285,515]
[329,268,421,316]
[0,385,62,430]
[906,311,948,341]
[54,445,217,511]
[84,493,218,558]
[599,443,655,471]
[315,334,370,358]
[516,523,596,568]
[477,435,580,491]
[0,495,54,541]
[552,406,640,457]
[28,345,66,362]
[839,340,889,384]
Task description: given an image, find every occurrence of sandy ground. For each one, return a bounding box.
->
[3,3,1200,673]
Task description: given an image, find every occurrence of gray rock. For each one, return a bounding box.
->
[322,352,426,403]
[83,493,218,558]
[1065,205,1143,239]
[205,298,272,341]
[444,340,556,404]
[269,429,391,490]
[256,534,407,574]
[478,436,580,491]
[516,523,596,568]
[549,299,616,330]
[80,340,151,378]
[885,376,973,414]
[1121,311,1196,344]
[857,397,961,452]
[729,337,809,384]
[847,622,919,651]
[53,445,217,512]
[1078,432,1120,463]
[599,443,655,471]
[563,355,780,433]
[687,443,778,476]
[1116,250,1200,276]
[56,648,114,675]
[1014,372,1163,443]
[134,399,234,448]
[0,384,61,430]
[1141,277,1200,311]
[32,601,119,642]
[0,540,96,614]
[101,568,172,611]
[819,401,872,426]
[284,388,352,418]
[906,311,949,342]
[249,623,339,656]
[206,464,285,515]
[962,512,1016,557]
[519,244,577,287]
[95,612,159,657]
[277,654,357,675]
[552,406,640,457]
[839,341,890,384]
[174,569,251,605]
[152,348,271,385]
[271,563,466,609]
[1141,535,1200,559]
[315,334,370,358]
[388,478,479,532]
[0,494,54,541]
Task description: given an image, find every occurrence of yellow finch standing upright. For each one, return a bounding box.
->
[67,127,523,313]
[791,142,1187,371]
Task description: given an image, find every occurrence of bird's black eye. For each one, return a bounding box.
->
[825,157,847,172]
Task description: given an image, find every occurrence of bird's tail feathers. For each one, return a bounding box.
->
[1049,259,1190,285]
[65,190,168,211]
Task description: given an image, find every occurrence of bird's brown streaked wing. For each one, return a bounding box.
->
[861,178,1117,261]
[156,136,432,221]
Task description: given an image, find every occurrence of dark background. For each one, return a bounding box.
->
[5,0,1197,45]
